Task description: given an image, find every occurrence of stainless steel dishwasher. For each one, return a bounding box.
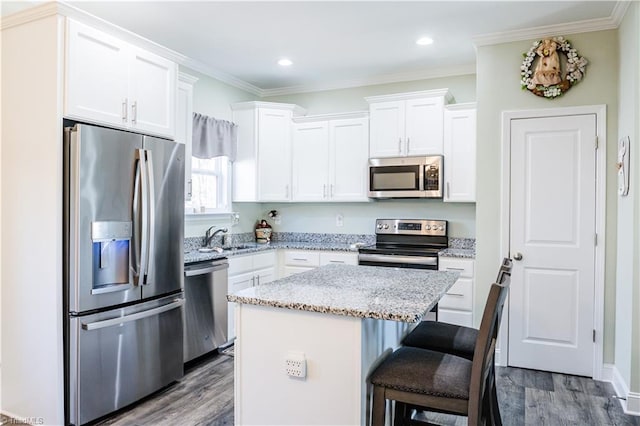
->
[183,258,229,362]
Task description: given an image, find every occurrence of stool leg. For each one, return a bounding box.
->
[489,365,502,426]
[372,385,386,426]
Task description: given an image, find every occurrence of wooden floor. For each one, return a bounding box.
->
[90,350,637,426]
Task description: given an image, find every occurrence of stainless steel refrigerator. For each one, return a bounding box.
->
[63,123,185,425]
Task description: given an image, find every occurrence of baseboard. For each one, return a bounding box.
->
[602,363,640,417]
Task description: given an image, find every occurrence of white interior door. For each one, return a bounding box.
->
[508,114,596,377]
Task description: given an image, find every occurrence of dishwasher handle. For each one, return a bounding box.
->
[184,261,229,277]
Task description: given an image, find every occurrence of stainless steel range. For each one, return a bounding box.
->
[358,219,448,270]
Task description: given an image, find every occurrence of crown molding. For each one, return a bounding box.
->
[178,56,263,96]
[178,72,199,85]
[260,64,476,97]
[293,111,369,123]
[364,88,453,104]
[0,1,59,30]
[230,101,307,116]
[473,2,628,47]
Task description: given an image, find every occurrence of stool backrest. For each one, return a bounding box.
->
[496,257,513,285]
[467,276,510,424]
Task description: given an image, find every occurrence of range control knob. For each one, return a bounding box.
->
[377,224,383,230]
[383,224,389,230]
[425,225,431,230]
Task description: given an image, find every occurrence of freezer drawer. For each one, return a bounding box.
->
[69,295,184,425]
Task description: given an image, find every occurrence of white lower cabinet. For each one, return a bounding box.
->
[227,251,276,341]
[438,257,475,327]
[281,250,358,277]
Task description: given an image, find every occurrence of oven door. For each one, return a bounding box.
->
[357,253,438,270]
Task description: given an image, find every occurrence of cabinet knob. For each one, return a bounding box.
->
[131,101,137,124]
[122,98,128,122]
[398,137,402,153]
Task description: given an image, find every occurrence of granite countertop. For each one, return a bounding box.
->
[438,248,475,259]
[184,241,363,264]
[227,264,459,323]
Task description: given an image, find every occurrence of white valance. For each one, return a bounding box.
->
[192,113,237,161]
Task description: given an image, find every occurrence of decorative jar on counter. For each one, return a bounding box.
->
[255,219,272,244]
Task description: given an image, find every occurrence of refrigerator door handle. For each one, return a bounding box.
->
[132,155,142,282]
[138,149,150,285]
[81,298,185,331]
[145,149,156,284]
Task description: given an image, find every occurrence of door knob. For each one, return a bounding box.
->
[513,252,523,261]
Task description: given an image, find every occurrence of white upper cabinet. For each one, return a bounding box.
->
[292,121,330,201]
[175,73,198,201]
[65,19,176,138]
[366,89,451,158]
[292,113,369,202]
[443,103,476,202]
[232,102,306,202]
[329,116,369,201]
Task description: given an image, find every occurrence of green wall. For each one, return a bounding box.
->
[616,1,640,398]
[476,30,619,363]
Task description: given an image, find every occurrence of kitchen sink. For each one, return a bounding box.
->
[223,243,258,251]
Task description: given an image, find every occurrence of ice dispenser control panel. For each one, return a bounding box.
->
[91,221,132,290]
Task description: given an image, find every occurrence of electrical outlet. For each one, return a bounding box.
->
[285,351,306,379]
[336,213,344,227]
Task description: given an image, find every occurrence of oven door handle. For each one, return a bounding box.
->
[358,253,438,267]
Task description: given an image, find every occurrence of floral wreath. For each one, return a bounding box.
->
[520,36,588,99]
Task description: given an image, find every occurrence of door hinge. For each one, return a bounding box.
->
[595,136,599,150]
[593,329,596,342]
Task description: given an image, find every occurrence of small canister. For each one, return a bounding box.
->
[255,219,272,244]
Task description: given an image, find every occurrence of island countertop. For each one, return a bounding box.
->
[227,264,459,323]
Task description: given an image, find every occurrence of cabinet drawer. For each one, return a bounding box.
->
[319,252,358,266]
[438,309,473,327]
[253,251,276,270]
[439,257,474,278]
[438,277,473,310]
[284,250,320,267]
[228,254,254,275]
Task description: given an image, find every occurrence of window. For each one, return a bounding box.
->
[185,156,231,214]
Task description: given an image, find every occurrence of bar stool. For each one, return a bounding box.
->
[370,280,509,426]
[400,258,512,423]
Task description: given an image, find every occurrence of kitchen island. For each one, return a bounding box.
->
[228,264,459,425]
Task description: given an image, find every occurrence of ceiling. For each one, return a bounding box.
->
[2,1,621,95]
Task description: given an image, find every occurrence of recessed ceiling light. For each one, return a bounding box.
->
[416,37,434,46]
[278,58,293,66]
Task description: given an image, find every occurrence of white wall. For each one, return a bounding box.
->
[476,30,619,361]
[1,14,65,424]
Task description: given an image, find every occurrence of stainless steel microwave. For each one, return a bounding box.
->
[368,155,443,199]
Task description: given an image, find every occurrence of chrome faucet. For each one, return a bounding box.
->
[204,226,228,248]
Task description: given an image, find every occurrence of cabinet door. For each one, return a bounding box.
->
[254,267,276,286]
[292,122,329,201]
[227,272,256,341]
[258,109,292,201]
[369,101,405,158]
[405,97,444,155]
[444,108,476,202]
[129,47,176,138]
[65,19,128,127]
[330,118,369,201]
[176,79,194,201]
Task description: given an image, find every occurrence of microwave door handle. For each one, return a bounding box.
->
[419,164,425,191]
[145,150,156,284]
